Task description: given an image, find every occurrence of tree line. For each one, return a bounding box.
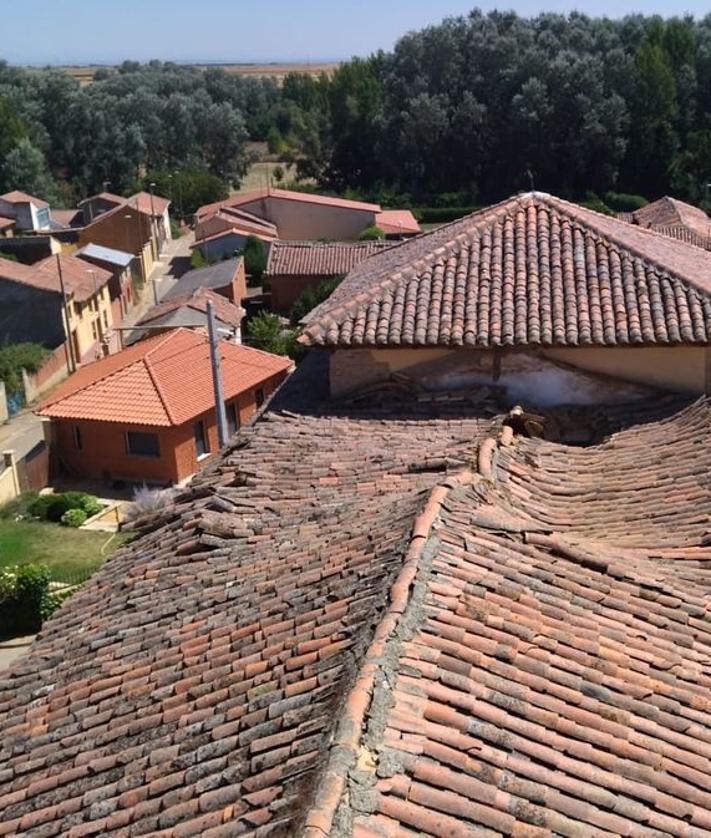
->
[1,11,711,213]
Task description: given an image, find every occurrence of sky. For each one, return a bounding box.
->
[3,0,708,66]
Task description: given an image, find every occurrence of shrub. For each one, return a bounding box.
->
[603,191,649,212]
[359,224,385,241]
[242,235,267,284]
[28,491,102,522]
[414,206,480,223]
[190,249,208,269]
[0,490,39,520]
[0,342,49,401]
[0,564,52,637]
[124,484,176,522]
[61,508,88,528]
[289,274,344,326]
[581,192,615,216]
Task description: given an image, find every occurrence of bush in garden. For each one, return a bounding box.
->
[60,508,87,528]
[0,564,52,637]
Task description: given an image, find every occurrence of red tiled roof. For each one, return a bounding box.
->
[137,287,245,328]
[265,239,394,277]
[196,187,381,220]
[3,371,711,835]
[190,223,277,248]
[0,253,111,302]
[0,190,49,208]
[302,191,711,347]
[37,327,290,426]
[312,397,711,837]
[375,208,421,235]
[620,198,711,251]
[0,215,15,229]
[129,191,171,217]
[194,207,278,244]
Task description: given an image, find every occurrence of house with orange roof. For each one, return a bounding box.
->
[37,328,292,484]
[194,187,420,247]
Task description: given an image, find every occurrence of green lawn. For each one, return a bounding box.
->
[0,520,132,584]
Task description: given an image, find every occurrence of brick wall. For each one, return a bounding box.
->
[50,373,287,484]
[23,344,71,403]
[270,274,325,314]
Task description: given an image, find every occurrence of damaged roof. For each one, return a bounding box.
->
[2,360,711,835]
[301,191,711,348]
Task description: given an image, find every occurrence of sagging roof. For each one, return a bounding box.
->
[265,239,394,278]
[75,243,134,268]
[36,328,290,426]
[2,359,711,835]
[162,258,242,301]
[301,191,711,348]
[0,253,112,302]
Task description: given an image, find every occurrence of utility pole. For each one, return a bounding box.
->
[207,299,229,447]
[56,254,76,372]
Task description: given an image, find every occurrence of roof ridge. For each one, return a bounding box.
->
[143,329,199,425]
[301,194,534,337]
[541,193,711,295]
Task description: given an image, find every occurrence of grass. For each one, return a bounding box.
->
[0,519,132,584]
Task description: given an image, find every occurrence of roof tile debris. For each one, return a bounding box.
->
[37,328,290,426]
[265,240,394,278]
[1,354,711,835]
[302,191,711,348]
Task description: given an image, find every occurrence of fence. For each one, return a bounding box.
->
[22,344,71,406]
[0,451,21,506]
[16,442,49,493]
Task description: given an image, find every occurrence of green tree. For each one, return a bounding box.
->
[1,139,58,203]
[242,236,267,284]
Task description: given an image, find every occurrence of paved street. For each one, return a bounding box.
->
[121,230,195,329]
[0,406,44,460]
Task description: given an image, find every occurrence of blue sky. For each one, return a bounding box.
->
[4,0,708,65]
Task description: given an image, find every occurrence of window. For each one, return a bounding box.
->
[255,387,265,408]
[194,420,209,458]
[91,319,98,340]
[126,431,160,458]
[73,425,82,450]
[102,310,109,329]
[226,403,240,435]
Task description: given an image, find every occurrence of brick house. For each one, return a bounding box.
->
[37,328,291,484]
[265,240,394,313]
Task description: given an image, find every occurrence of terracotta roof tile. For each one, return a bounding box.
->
[375,209,421,235]
[265,240,394,278]
[0,253,112,302]
[3,359,711,835]
[37,328,290,426]
[196,188,380,220]
[302,191,711,348]
[0,190,49,208]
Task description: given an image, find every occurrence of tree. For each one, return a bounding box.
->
[242,236,267,285]
[359,225,385,240]
[1,139,58,203]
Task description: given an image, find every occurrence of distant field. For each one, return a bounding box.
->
[60,62,340,86]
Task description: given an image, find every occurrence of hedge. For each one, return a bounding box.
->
[0,564,54,637]
[414,206,481,224]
